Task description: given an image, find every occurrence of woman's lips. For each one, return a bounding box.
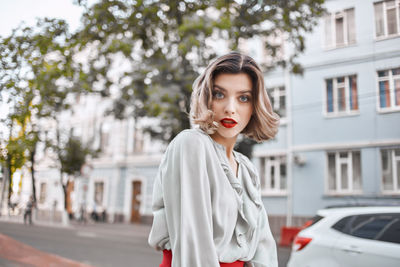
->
[220,118,237,128]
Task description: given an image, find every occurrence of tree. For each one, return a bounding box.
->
[72,0,325,143]
[0,18,90,212]
[0,90,38,206]
[57,132,92,218]
[0,119,27,206]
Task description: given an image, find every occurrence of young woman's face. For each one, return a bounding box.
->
[210,72,253,143]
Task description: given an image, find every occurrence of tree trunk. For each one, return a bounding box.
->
[60,170,69,225]
[30,145,37,204]
[56,123,69,225]
[6,158,12,206]
[0,163,10,215]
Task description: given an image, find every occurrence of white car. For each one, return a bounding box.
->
[287,206,400,267]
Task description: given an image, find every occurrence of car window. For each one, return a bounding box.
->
[331,213,400,244]
[332,215,353,233]
[351,217,392,240]
[377,218,400,244]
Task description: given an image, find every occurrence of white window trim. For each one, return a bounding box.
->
[260,155,287,196]
[90,177,109,210]
[374,0,400,40]
[324,75,360,118]
[381,149,400,194]
[39,182,47,204]
[100,122,111,155]
[324,8,356,50]
[376,68,400,113]
[325,151,363,195]
[267,86,287,121]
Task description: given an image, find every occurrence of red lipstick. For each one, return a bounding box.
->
[220,118,237,128]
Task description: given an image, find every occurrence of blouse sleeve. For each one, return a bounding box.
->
[158,131,220,267]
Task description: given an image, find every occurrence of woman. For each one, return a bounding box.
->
[148,52,279,267]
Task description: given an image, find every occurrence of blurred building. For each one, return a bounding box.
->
[33,94,164,223]
[27,0,400,230]
[247,0,400,235]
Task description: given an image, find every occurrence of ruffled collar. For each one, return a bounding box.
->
[194,129,262,241]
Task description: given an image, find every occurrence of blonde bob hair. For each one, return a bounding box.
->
[190,52,280,142]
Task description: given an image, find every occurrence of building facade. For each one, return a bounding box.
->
[19,0,400,230]
[31,94,164,223]
[251,0,400,234]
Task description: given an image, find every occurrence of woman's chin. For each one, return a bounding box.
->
[214,128,241,140]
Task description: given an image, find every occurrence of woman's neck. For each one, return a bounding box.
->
[210,133,237,161]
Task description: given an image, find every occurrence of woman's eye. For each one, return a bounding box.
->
[213,91,224,99]
[239,95,251,102]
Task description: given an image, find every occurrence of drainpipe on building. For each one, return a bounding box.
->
[285,65,293,227]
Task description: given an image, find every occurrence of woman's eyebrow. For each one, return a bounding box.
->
[214,85,252,94]
[213,85,227,92]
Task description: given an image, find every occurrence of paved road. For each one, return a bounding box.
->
[0,220,290,267]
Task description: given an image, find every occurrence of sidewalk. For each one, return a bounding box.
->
[0,214,71,229]
[0,233,92,267]
[0,215,152,267]
[0,213,152,236]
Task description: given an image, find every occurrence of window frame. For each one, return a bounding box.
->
[376,68,400,112]
[94,181,104,206]
[39,182,47,204]
[324,8,356,49]
[325,150,363,195]
[324,75,360,117]
[267,86,287,122]
[381,148,400,194]
[332,213,400,244]
[91,177,108,209]
[373,0,400,40]
[260,155,287,196]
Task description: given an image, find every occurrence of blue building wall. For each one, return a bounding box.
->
[256,0,400,222]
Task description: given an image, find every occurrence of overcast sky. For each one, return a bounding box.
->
[0,0,90,37]
[0,1,98,129]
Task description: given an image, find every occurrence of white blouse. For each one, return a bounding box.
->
[148,128,278,267]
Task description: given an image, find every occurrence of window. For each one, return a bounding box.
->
[381,148,400,193]
[352,216,392,239]
[332,215,353,232]
[377,68,400,111]
[39,182,47,204]
[267,86,286,119]
[378,217,400,244]
[260,155,287,194]
[324,8,356,48]
[133,129,144,153]
[332,213,400,244]
[327,151,362,194]
[374,0,400,38]
[350,214,400,244]
[326,75,359,116]
[100,124,110,153]
[94,181,104,206]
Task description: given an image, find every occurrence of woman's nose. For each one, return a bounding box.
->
[224,98,236,115]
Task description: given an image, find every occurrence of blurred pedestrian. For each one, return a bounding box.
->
[79,204,87,224]
[148,52,279,267]
[24,196,34,225]
[91,203,98,222]
[52,200,58,223]
[101,209,107,222]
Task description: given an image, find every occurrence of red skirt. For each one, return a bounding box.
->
[160,250,244,267]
